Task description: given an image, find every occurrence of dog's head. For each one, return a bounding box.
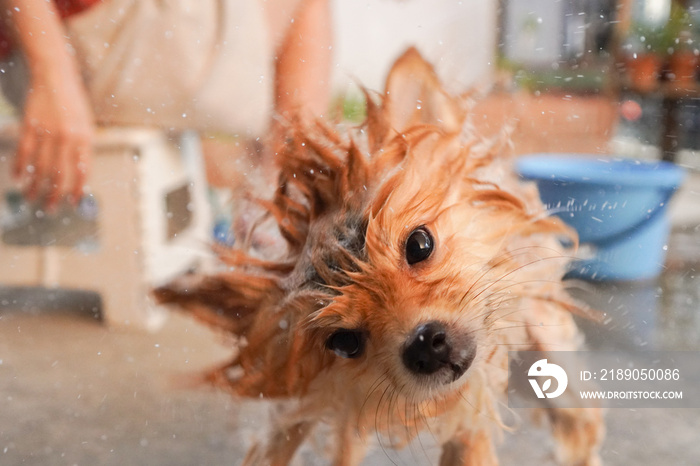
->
[156,48,575,407]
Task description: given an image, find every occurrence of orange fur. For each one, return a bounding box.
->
[155,47,604,465]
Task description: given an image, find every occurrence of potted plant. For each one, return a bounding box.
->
[624,21,674,93]
[666,4,698,86]
[624,3,699,91]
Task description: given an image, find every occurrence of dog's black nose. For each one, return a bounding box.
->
[402,321,451,375]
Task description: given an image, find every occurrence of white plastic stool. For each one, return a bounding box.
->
[0,127,212,330]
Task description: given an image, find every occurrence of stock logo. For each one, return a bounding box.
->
[528,359,568,399]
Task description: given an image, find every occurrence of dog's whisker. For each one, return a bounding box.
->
[456,388,505,429]
[358,372,390,435]
[384,386,400,450]
[468,252,566,298]
[374,383,398,466]
[460,244,576,305]
[463,278,568,320]
[486,341,571,349]
[487,322,570,334]
[407,391,433,465]
[157,47,603,465]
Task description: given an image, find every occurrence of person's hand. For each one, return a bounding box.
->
[13,67,94,211]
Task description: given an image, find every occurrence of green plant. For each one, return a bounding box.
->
[629,2,694,55]
[330,92,366,123]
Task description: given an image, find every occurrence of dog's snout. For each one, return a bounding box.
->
[402,321,451,375]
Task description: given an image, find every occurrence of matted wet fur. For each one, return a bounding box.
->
[156,48,604,465]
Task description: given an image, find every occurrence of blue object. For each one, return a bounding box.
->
[212,218,235,247]
[516,155,685,281]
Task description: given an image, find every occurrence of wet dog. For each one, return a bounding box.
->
[156,48,604,465]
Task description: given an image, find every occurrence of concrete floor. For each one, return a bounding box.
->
[2,276,700,466]
[1,174,700,465]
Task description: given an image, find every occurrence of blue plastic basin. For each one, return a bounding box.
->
[516,155,685,281]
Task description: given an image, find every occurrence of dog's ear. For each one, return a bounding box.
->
[153,269,281,335]
[382,47,466,135]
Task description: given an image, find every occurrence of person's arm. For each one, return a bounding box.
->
[263,0,332,143]
[2,0,94,209]
[271,0,332,120]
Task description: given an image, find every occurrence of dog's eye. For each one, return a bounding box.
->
[405,227,433,265]
[326,329,365,358]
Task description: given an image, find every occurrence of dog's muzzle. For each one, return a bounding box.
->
[401,321,476,382]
